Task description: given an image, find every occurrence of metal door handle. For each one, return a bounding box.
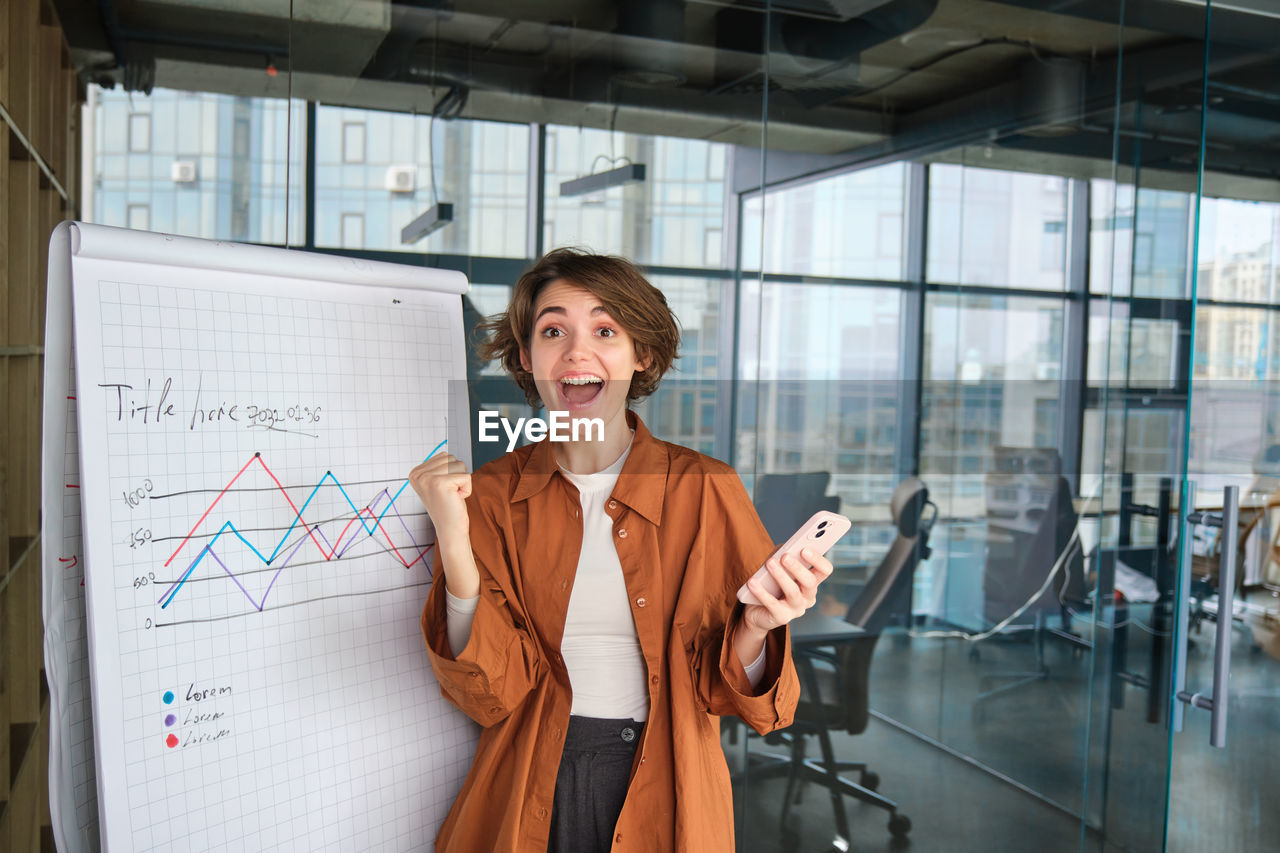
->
[1174,484,1235,748]
[1172,481,1194,733]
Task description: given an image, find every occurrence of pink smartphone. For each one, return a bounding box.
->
[737,510,852,606]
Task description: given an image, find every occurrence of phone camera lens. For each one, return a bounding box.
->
[817,520,828,529]
[815,529,825,538]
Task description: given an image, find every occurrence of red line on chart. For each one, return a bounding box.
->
[155,443,446,612]
[163,454,270,567]
[164,444,443,570]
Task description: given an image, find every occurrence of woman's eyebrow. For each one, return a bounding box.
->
[534,305,611,322]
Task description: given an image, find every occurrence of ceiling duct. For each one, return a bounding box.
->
[1017,57,1086,138]
[713,0,939,99]
[613,0,687,87]
[775,0,939,67]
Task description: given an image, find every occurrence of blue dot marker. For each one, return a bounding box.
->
[163,690,175,704]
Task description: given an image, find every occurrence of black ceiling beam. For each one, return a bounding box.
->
[983,0,1280,51]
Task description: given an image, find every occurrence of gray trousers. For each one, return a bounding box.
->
[548,716,644,853]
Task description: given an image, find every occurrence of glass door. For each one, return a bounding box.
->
[1081,1,1210,849]
[1164,2,1280,849]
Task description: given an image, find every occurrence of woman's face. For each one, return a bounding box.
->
[519,279,650,421]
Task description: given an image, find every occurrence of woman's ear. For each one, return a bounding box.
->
[635,347,652,373]
[519,346,531,372]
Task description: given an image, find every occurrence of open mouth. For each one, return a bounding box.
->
[558,375,604,408]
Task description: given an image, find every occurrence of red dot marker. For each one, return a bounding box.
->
[166,734,179,748]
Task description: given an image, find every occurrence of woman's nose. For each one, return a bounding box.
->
[562,331,592,361]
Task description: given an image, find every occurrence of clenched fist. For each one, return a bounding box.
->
[409,452,479,597]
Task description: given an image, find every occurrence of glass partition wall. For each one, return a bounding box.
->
[79,0,1278,850]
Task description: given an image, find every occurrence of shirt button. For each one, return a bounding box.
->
[640,755,646,765]
[537,807,548,820]
[489,706,502,714]
[650,674,659,686]
[608,499,618,509]
[617,528,628,539]
[616,833,623,844]
[635,597,646,607]
[561,580,568,590]
[553,726,562,739]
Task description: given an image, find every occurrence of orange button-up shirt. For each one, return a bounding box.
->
[421,410,800,851]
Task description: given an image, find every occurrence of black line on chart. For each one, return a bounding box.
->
[152,580,432,628]
[146,536,428,588]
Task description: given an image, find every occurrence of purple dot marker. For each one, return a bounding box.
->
[164,714,177,727]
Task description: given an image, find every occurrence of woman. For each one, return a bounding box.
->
[410,248,833,851]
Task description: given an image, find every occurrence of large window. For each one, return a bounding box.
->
[928,165,1068,290]
[741,163,907,279]
[315,107,529,256]
[92,87,305,244]
[544,127,729,268]
[633,276,724,455]
[1090,180,1192,298]
[922,294,1066,518]
[1197,197,1280,304]
[736,278,904,572]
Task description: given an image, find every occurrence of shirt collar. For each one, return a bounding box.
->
[511,409,668,526]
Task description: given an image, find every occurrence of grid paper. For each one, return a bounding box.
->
[69,254,477,852]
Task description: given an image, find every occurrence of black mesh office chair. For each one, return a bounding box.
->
[778,477,934,846]
[754,472,841,543]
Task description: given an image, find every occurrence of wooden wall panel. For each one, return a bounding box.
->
[7,161,35,345]
[8,358,42,539]
[1,131,8,341]
[0,0,9,120]
[0,357,9,815]
[4,0,35,133]
[0,0,82,848]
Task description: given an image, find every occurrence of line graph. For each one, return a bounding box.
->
[156,439,446,612]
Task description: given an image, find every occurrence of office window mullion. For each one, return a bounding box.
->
[898,161,927,479]
[1061,178,1090,491]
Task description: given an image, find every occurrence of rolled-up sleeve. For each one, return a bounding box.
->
[689,467,800,733]
[421,502,544,727]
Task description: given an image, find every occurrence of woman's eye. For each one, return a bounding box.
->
[597,327,616,338]
[540,327,563,338]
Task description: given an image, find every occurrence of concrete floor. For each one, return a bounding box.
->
[724,591,1280,853]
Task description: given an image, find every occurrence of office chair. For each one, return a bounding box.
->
[753,472,841,543]
[776,477,934,846]
[972,471,1088,712]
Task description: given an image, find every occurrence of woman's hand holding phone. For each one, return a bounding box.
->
[736,511,850,634]
[739,546,835,636]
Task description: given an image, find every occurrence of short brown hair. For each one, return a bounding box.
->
[476,248,681,408]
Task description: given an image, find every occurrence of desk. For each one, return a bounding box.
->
[791,612,865,646]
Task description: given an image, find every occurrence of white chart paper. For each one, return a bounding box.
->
[44,223,479,852]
